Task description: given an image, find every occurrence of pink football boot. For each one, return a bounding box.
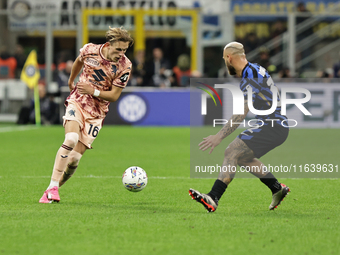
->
[39,186,60,203]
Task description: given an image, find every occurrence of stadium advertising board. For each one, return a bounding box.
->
[103,89,191,126]
[8,0,225,30]
[231,0,337,15]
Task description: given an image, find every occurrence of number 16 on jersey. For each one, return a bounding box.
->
[88,124,99,137]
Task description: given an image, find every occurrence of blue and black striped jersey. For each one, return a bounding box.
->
[240,62,287,125]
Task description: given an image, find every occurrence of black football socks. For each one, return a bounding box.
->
[207,179,228,204]
[260,172,282,194]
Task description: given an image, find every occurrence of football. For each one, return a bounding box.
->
[122,166,148,192]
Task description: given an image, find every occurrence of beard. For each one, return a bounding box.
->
[227,62,236,75]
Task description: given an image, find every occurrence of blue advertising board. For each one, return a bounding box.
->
[106,89,202,126]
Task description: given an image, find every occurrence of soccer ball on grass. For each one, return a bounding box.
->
[122,166,148,192]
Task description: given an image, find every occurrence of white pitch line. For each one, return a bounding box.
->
[0,126,38,133]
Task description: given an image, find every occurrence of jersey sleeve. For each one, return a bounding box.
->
[79,43,91,62]
[112,65,132,88]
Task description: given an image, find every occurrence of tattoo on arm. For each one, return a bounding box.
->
[218,100,250,140]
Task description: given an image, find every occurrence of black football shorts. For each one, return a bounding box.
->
[237,122,289,159]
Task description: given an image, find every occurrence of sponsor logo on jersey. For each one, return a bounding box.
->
[85,57,100,67]
[120,72,130,83]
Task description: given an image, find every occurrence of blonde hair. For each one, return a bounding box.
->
[105,26,134,46]
[224,42,245,56]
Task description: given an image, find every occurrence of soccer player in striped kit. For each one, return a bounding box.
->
[189,42,290,212]
[40,27,133,203]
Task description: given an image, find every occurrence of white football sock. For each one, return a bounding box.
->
[48,132,79,190]
[47,180,60,190]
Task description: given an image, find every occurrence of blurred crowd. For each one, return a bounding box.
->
[129,48,203,87]
[1,1,340,89]
[2,40,340,89]
[0,44,204,89]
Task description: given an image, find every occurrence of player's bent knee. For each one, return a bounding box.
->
[237,158,251,167]
[224,143,238,158]
[224,146,233,158]
[68,151,82,165]
[64,132,79,148]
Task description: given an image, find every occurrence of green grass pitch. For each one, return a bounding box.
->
[0,125,339,255]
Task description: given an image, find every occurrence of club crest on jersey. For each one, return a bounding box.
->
[85,57,100,67]
[120,72,129,83]
[68,109,76,117]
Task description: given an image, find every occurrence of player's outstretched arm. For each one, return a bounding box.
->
[199,100,249,154]
[68,56,84,92]
[77,83,123,102]
[93,85,123,102]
